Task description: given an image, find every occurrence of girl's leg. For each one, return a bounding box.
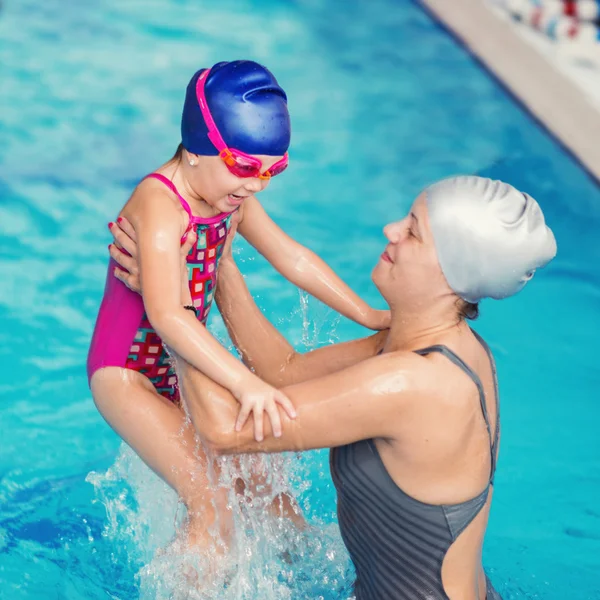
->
[232,466,306,530]
[91,366,232,549]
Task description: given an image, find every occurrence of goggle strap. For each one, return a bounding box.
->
[196,70,228,153]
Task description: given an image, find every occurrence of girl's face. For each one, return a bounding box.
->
[189,153,286,213]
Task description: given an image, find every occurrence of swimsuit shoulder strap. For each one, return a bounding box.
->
[145,173,193,221]
[144,173,233,228]
[470,329,501,481]
[414,343,498,483]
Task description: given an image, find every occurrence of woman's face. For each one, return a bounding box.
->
[371,193,451,307]
[190,154,285,213]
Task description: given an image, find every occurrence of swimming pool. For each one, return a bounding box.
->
[1,0,599,597]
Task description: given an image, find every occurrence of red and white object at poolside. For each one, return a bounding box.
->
[504,0,600,24]
[563,0,600,22]
[493,0,600,66]
[533,0,600,22]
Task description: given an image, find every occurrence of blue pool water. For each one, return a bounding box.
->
[1,0,599,598]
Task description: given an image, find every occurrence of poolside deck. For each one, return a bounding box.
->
[420,0,600,182]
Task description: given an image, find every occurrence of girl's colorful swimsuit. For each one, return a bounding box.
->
[87,173,234,403]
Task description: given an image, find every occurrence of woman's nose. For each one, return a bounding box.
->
[383,221,405,242]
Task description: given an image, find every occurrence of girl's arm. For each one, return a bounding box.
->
[215,255,387,387]
[175,348,429,454]
[238,196,389,331]
[124,184,294,439]
[109,214,385,390]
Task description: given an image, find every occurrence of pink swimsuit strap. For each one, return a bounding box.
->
[145,173,231,226]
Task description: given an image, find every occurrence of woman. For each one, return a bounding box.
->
[110,175,556,599]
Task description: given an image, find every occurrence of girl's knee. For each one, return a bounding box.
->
[182,486,219,517]
[186,493,234,548]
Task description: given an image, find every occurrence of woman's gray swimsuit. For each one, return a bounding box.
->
[330,331,502,599]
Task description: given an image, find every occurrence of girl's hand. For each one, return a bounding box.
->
[361,308,391,331]
[233,375,297,442]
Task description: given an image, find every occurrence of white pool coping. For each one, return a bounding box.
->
[420,0,600,182]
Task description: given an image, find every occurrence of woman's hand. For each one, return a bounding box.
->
[108,217,196,297]
[108,218,140,292]
[178,230,197,306]
[220,210,240,263]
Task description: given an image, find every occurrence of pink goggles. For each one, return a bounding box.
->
[196,69,289,180]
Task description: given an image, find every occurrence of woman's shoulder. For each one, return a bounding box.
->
[374,348,441,378]
[373,348,469,406]
[401,339,490,412]
[362,349,440,400]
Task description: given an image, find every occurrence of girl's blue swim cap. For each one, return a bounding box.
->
[181,60,291,156]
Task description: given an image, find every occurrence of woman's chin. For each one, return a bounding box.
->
[371,265,386,293]
[371,258,388,279]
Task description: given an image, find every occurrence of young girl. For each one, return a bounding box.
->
[87,60,387,547]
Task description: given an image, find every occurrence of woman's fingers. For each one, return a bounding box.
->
[109,243,137,274]
[182,230,197,256]
[116,217,137,242]
[221,212,240,258]
[108,219,142,293]
[113,267,129,284]
[113,267,141,294]
[110,219,138,258]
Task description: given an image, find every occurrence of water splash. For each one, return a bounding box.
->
[84,274,352,598]
[297,289,342,351]
[87,443,353,599]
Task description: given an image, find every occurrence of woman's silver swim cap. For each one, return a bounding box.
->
[425,176,557,303]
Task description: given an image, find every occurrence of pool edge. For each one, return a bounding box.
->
[419,0,600,184]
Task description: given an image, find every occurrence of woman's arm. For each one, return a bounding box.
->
[215,255,387,387]
[176,349,428,455]
[238,196,389,331]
